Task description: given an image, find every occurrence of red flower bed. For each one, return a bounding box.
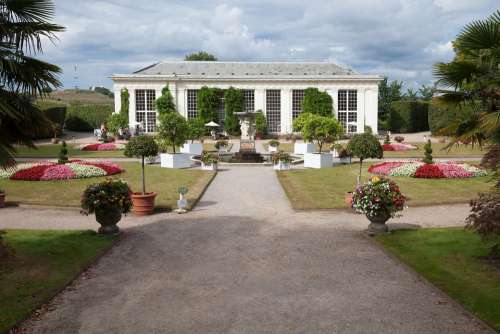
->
[11,164,51,180]
[382,144,395,151]
[82,143,100,151]
[414,164,446,178]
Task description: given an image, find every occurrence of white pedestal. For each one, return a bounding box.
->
[180,143,203,155]
[160,153,192,169]
[304,153,333,169]
[294,142,315,155]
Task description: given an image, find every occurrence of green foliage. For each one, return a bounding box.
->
[302,88,333,117]
[268,139,280,147]
[418,85,435,101]
[57,141,68,164]
[124,135,159,159]
[81,179,132,214]
[120,88,129,121]
[200,151,218,165]
[178,186,189,195]
[224,87,244,135]
[428,103,475,135]
[197,87,222,124]
[423,140,433,164]
[293,113,344,153]
[155,85,176,116]
[347,133,383,180]
[107,113,128,135]
[214,140,228,150]
[184,51,217,61]
[157,112,189,153]
[0,0,64,168]
[364,125,373,134]
[255,110,267,136]
[31,103,67,139]
[390,101,429,133]
[94,86,113,98]
[65,103,113,131]
[187,117,205,142]
[378,77,404,130]
[272,151,292,164]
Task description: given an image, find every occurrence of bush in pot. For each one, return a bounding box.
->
[157,112,191,168]
[347,133,383,184]
[268,139,280,152]
[182,117,205,154]
[200,151,218,170]
[81,178,132,234]
[352,176,406,235]
[124,135,159,215]
[272,150,292,170]
[215,140,228,152]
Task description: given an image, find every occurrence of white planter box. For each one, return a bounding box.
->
[201,162,217,171]
[304,153,333,169]
[180,143,203,155]
[160,153,192,169]
[294,142,315,155]
[333,156,351,164]
[273,161,291,170]
[269,145,278,153]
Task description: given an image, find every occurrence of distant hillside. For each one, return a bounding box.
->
[39,89,114,106]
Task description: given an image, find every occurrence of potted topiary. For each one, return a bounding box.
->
[181,117,205,155]
[293,113,343,168]
[157,112,192,168]
[347,133,383,184]
[175,186,189,213]
[58,141,69,164]
[0,188,5,208]
[200,151,218,171]
[215,140,228,153]
[352,176,406,235]
[272,150,292,170]
[423,139,433,164]
[268,139,280,153]
[124,135,159,215]
[81,178,132,234]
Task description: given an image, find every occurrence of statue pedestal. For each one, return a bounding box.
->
[240,140,255,153]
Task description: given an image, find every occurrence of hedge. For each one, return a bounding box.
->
[428,103,475,135]
[65,102,113,131]
[32,102,67,139]
[390,101,429,133]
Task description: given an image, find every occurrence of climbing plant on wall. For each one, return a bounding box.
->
[302,88,334,117]
[224,87,244,135]
[197,86,222,124]
[155,85,176,116]
[120,88,130,122]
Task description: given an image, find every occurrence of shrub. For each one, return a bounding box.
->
[107,113,128,135]
[65,102,113,131]
[428,103,475,135]
[224,87,244,135]
[255,110,267,137]
[124,135,159,194]
[302,88,333,117]
[81,178,132,215]
[197,87,222,124]
[155,85,176,116]
[187,117,205,143]
[215,140,228,150]
[293,113,343,153]
[32,102,67,139]
[347,133,383,182]
[423,139,433,164]
[364,125,373,134]
[272,151,292,164]
[57,141,68,164]
[157,112,188,153]
[200,151,218,165]
[390,101,429,133]
[268,139,280,147]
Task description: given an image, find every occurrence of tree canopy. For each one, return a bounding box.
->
[293,113,343,153]
[157,112,189,154]
[347,133,383,181]
[184,51,218,61]
[302,88,333,117]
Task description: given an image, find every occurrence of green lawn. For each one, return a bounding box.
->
[0,162,215,211]
[0,230,117,333]
[376,228,500,331]
[277,163,492,209]
[264,141,485,158]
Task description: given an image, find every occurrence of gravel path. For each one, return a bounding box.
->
[7,166,491,334]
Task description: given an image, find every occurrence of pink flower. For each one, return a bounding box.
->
[97,143,117,151]
[40,164,76,180]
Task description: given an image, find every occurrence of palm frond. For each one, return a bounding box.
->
[433,61,482,88]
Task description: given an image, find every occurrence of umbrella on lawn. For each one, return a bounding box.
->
[205,121,220,127]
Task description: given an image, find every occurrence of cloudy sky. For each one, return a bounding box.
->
[42,0,498,90]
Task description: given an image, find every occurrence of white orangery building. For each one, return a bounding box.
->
[111,61,381,135]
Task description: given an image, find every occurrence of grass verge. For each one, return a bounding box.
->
[376,228,500,331]
[0,162,215,211]
[0,229,118,333]
[277,163,492,209]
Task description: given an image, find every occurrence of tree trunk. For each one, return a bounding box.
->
[141,156,146,194]
[318,142,322,154]
[358,158,363,185]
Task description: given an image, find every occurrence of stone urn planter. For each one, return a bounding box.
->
[0,191,5,208]
[95,207,122,234]
[304,153,333,169]
[366,213,390,235]
[181,143,203,155]
[131,192,157,216]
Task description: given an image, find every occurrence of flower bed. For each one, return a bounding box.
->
[382,143,418,151]
[368,161,486,179]
[81,143,124,151]
[1,161,123,181]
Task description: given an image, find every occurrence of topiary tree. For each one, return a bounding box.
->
[293,113,344,153]
[255,110,267,137]
[120,88,129,122]
[124,135,158,194]
[57,141,68,164]
[347,133,383,183]
[187,117,205,143]
[155,85,176,116]
[197,87,221,124]
[423,139,433,164]
[107,113,128,135]
[224,87,244,135]
[302,88,333,117]
[157,112,189,153]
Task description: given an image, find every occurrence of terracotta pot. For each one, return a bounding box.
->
[131,192,157,216]
[345,192,353,208]
[0,192,5,208]
[95,207,121,234]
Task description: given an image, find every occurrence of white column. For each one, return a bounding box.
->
[113,85,121,114]
[255,89,265,114]
[357,88,365,133]
[365,88,378,134]
[281,89,292,133]
[177,88,187,118]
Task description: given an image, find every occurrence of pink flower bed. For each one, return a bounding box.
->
[369,161,486,179]
[81,143,124,151]
[383,143,417,151]
[1,160,123,181]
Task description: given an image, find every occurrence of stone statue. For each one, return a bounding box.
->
[239,117,255,141]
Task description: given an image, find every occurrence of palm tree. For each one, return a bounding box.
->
[433,10,499,148]
[0,0,64,168]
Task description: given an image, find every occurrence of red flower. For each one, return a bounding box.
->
[382,144,395,151]
[414,164,446,178]
[11,164,51,180]
[82,144,100,151]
